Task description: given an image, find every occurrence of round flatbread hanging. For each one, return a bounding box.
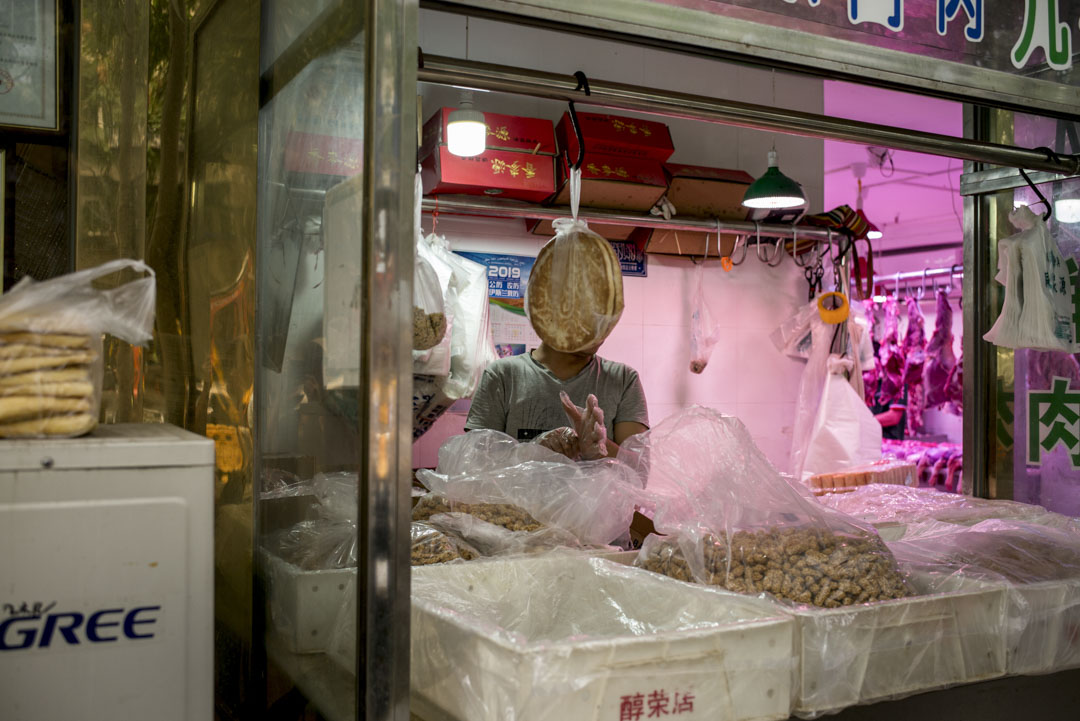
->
[526,219,624,353]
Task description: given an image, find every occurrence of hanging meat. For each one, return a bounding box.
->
[862,299,881,406]
[1028,350,1080,391]
[945,354,963,412]
[902,296,928,435]
[924,288,957,408]
[877,296,904,405]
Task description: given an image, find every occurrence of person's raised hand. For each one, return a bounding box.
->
[560,391,608,460]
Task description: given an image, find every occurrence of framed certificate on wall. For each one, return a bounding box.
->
[0,0,58,131]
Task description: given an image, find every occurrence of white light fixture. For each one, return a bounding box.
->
[1055,198,1080,224]
[447,91,486,157]
[867,228,883,240]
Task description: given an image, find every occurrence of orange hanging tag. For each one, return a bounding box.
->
[721,256,734,272]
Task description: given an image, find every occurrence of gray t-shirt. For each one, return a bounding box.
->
[465,352,649,441]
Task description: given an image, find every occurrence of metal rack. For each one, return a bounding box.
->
[868,265,963,298]
[421,195,838,240]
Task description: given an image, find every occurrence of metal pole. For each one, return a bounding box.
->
[422,196,837,240]
[419,55,1080,177]
[360,0,416,718]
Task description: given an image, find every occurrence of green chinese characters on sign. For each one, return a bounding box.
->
[1013,0,1073,71]
[1029,377,1080,467]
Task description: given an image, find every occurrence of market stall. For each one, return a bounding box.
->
[248,3,1080,721]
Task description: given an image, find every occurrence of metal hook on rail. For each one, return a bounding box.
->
[894,272,900,298]
[755,224,769,263]
[918,269,928,299]
[566,71,592,171]
[792,228,811,267]
[727,219,748,266]
[767,236,785,267]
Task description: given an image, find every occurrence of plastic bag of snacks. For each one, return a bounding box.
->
[525,170,623,353]
[620,407,911,607]
[414,429,643,550]
[410,521,478,566]
[0,259,155,438]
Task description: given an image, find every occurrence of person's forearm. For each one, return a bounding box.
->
[605,439,621,458]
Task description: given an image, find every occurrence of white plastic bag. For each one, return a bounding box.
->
[799,355,883,482]
[414,429,643,548]
[985,206,1073,351]
[412,238,454,376]
[0,259,155,438]
[689,261,723,373]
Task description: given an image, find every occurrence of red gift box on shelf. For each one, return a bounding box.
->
[421,108,557,158]
[548,152,668,213]
[646,164,754,258]
[556,111,674,163]
[421,147,556,203]
[284,131,364,177]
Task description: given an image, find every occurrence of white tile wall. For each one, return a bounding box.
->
[414,10,825,472]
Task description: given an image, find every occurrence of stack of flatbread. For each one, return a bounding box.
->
[0,330,98,438]
[526,224,624,353]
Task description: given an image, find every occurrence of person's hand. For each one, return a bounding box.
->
[560,392,608,460]
[533,426,580,459]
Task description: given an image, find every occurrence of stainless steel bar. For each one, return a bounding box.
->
[421,196,837,240]
[960,168,1075,197]
[872,266,963,285]
[419,55,1080,177]
[360,0,416,718]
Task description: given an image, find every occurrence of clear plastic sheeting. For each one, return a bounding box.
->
[816,484,1065,532]
[888,519,1080,675]
[789,568,1007,716]
[619,407,911,607]
[402,555,795,721]
[415,430,643,548]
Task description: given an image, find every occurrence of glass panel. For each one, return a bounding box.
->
[1013,174,1080,516]
[255,25,367,721]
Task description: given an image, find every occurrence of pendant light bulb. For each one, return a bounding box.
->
[447,91,486,157]
[867,228,884,240]
[742,149,806,209]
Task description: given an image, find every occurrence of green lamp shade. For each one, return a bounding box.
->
[742,150,806,209]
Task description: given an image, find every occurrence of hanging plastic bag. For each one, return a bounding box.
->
[412,239,455,376]
[799,355,883,482]
[619,407,911,608]
[412,252,447,352]
[526,169,624,353]
[689,258,723,373]
[414,429,643,548]
[985,206,1073,351]
[789,302,834,480]
[0,259,155,438]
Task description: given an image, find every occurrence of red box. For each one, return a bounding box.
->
[556,111,674,163]
[421,146,556,203]
[421,108,557,159]
[284,131,364,177]
[549,152,668,212]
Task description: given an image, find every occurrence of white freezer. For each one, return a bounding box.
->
[0,424,215,721]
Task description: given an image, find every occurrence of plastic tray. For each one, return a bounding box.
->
[789,569,1007,715]
[335,555,797,721]
[262,550,355,654]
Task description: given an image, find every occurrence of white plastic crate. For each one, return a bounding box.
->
[790,569,1007,715]
[262,550,355,654]
[994,577,1080,675]
[335,555,796,721]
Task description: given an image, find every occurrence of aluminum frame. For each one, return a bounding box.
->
[359,0,417,718]
[422,0,1080,119]
[419,55,1080,176]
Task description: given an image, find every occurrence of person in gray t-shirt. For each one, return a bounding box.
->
[465,340,649,459]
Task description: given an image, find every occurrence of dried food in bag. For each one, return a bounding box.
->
[0,259,155,438]
[620,406,911,607]
[526,217,623,353]
[410,521,477,565]
[415,429,642,548]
